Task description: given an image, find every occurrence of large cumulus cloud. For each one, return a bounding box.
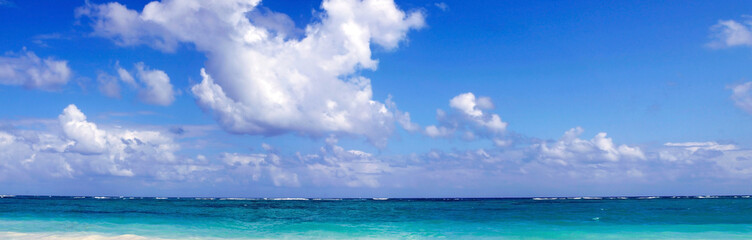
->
[77,0,424,145]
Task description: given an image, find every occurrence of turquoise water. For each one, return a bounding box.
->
[1,196,752,239]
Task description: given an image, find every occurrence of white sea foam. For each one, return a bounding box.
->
[0,232,166,240]
[696,195,719,199]
[266,198,308,201]
[532,197,558,200]
[637,196,659,199]
[0,232,276,240]
[372,198,389,201]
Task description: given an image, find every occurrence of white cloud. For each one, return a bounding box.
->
[657,141,752,179]
[425,92,509,146]
[303,136,391,187]
[450,92,485,117]
[708,18,752,48]
[424,123,453,138]
[386,96,420,132]
[534,127,645,164]
[1,106,392,189]
[0,134,75,180]
[0,131,15,146]
[75,2,181,52]
[0,105,190,181]
[247,7,303,39]
[493,138,512,147]
[106,62,176,105]
[709,18,752,114]
[664,141,736,152]
[415,134,748,185]
[0,107,307,186]
[8,107,752,192]
[434,2,448,11]
[97,72,121,98]
[78,0,424,145]
[660,141,736,163]
[134,62,175,106]
[59,105,107,155]
[731,81,752,114]
[219,149,300,187]
[448,93,508,135]
[268,165,300,187]
[117,64,136,87]
[58,104,180,176]
[0,48,71,90]
[221,152,267,181]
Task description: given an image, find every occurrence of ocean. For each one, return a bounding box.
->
[1,195,751,239]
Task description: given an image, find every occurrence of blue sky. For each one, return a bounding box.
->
[1,0,752,197]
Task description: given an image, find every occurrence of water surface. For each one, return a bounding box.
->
[1,196,751,239]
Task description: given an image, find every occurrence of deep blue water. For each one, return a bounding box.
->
[1,195,752,239]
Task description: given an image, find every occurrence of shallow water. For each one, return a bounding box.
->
[1,196,752,239]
